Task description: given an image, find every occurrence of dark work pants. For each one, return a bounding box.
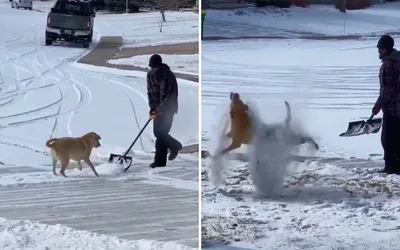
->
[153,112,182,166]
[381,113,400,173]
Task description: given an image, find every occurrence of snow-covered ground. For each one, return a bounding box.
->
[108,54,199,75]
[32,1,198,47]
[202,4,400,250]
[203,3,400,38]
[0,1,199,249]
[0,217,195,250]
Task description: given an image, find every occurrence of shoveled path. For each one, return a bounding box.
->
[0,157,199,248]
[79,36,199,82]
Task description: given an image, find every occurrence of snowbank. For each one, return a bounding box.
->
[0,217,197,250]
[108,54,199,75]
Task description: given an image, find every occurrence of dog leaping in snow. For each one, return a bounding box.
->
[213,92,319,158]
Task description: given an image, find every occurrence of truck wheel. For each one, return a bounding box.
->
[45,38,52,46]
[83,40,89,48]
[88,35,93,43]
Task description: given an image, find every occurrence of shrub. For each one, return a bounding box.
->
[255,0,291,8]
[335,0,371,10]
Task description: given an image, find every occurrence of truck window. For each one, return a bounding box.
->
[52,1,92,15]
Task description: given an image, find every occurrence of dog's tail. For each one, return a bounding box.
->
[45,138,58,148]
[284,101,292,125]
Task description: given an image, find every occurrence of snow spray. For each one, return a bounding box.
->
[246,102,294,197]
[206,103,231,187]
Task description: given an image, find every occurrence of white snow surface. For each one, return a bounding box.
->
[0,0,198,181]
[32,1,198,47]
[203,3,400,38]
[108,54,199,75]
[202,4,400,250]
[0,217,196,250]
[0,1,198,248]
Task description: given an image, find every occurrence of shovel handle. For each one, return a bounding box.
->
[367,114,374,121]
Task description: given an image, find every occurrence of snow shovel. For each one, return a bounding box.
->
[339,114,382,137]
[108,114,156,172]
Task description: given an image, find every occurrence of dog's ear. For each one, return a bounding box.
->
[232,93,240,101]
[91,132,101,140]
[230,92,233,100]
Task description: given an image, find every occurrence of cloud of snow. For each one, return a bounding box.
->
[206,102,231,187]
[246,101,312,197]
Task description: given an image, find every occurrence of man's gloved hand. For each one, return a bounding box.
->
[372,102,382,116]
[149,109,159,117]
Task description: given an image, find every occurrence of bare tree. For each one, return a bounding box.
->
[337,0,346,12]
[153,0,195,22]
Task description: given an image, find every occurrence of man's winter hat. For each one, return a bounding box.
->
[149,54,162,68]
[377,35,394,50]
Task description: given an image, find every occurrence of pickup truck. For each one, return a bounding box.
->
[45,0,96,48]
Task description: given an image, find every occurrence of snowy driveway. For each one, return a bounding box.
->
[201,5,400,249]
[0,2,199,248]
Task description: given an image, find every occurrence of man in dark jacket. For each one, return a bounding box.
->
[372,35,400,174]
[147,54,182,168]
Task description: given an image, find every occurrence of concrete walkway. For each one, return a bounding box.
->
[79,36,199,82]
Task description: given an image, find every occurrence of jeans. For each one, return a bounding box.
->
[381,113,400,173]
[153,112,182,165]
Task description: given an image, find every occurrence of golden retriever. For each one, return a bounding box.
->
[45,132,101,177]
[215,92,319,157]
[218,92,253,156]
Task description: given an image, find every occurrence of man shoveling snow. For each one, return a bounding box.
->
[147,54,183,168]
[372,35,400,175]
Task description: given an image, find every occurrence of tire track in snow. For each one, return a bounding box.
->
[65,71,93,136]
[2,30,38,63]
[0,93,62,120]
[0,27,199,248]
[5,35,23,44]
[0,140,50,157]
[0,30,67,132]
[125,93,145,150]
[82,71,154,145]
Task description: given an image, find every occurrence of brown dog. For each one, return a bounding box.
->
[215,93,319,157]
[218,92,252,156]
[45,132,101,177]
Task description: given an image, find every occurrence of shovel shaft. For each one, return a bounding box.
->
[121,97,170,163]
[368,114,374,121]
[122,117,153,157]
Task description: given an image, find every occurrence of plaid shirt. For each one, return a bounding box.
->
[147,64,178,114]
[375,55,400,117]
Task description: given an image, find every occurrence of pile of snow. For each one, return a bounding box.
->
[0,217,197,250]
[108,54,199,75]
